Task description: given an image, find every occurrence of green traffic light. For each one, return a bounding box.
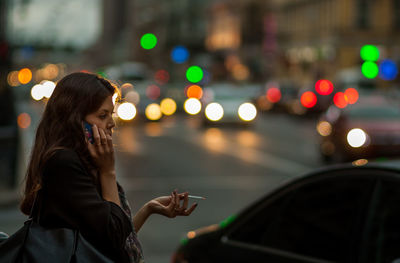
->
[360,45,379,61]
[361,61,379,79]
[186,66,204,83]
[140,33,157,50]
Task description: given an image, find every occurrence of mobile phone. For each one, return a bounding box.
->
[83,121,94,144]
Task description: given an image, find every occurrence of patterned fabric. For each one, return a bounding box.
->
[117,183,145,263]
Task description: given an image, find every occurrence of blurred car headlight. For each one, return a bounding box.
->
[205,103,224,121]
[117,102,137,121]
[145,103,162,121]
[317,121,332,136]
[238,103,257,121]
[160,98,177,116]
[347,128,368,148]
[184,98,202,115]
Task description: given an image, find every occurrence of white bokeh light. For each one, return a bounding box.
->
[205,103,224,121]
[184,98,202,115]
[347,128,367,148]
[117,102,136,121]
[31,84,44,101]
[238,103,257,121]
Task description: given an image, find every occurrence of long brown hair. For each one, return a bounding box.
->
[20,72,117,215]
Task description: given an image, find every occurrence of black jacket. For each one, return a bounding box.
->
[37,149,132,262]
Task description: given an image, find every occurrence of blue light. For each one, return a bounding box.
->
[171,46,189,64]
[379,59,398,81]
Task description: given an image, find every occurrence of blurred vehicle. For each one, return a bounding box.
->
[317,97,400,163]
[200,83,258,126]
[254,80,299,114]
[172,161,400,263]
[295,84,335,116]
[117,83,165,123]
[103,61,150,83]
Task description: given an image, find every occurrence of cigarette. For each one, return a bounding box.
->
[188,195,206,200]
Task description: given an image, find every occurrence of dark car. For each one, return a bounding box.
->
[172,161,400,263]
[317,97,400,163]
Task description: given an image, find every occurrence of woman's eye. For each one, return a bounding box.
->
[99,115,106,119]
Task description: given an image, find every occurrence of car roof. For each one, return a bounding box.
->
[221,160,400,233]
[289,160,400,185]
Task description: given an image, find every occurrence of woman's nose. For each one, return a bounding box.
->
[109,118,116,129]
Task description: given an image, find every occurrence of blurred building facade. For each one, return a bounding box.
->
[92,0,400,86]
[272,0,400,87]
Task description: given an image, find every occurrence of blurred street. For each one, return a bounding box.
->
[0,99,321,262]
[2,0,400,262]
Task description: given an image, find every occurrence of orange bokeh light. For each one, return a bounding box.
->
[186,85,203,99]
[18,68,32,84]
[333,92,348,108]
[344,88,359,104]
[17,113,31,129]
[300,91,317,108]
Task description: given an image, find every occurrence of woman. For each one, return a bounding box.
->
[20,72,197,263]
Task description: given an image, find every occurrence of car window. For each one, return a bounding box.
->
[229,174,375,262]
[361,177,400,263]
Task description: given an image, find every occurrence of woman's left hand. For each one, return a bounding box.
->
[148,190,197,218]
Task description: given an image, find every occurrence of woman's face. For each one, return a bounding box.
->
[85,95,115,136]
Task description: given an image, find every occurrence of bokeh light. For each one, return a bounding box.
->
[171,46,189,64]
[117,102,137,121]
[344,88,359,104]
[232,64,249,81]
[362,61,379,79]
[187,231,196,239]
[315,79,334,95]
[154,70,170,85]
[184,98,202,115]
[205,103,224,121]
[121,83,134,90]
[42,64,59,80]
[145,103,162,121]
[316,121,332,136]
[347,128,367,148]
[160,98,177,116]
[360,45,379,61]
[41,81,56,99]
[146,84,161,100]
[186,85,203,99]
[266,87,281,103]
[256,96,273,111]
[300,91,317,108]
[125,90,140,105]
[17,113,31,129]
[321,141,335,155]
[353,159,369,166]
[238,103,257,121]
[186,66,204,83]
[31,84,44,101]
[140,33,157,49]
[7,71,19,87]
[379,59,398,80]
[333,92,348,108]
[112,93,118,105]
[18,68,32,84]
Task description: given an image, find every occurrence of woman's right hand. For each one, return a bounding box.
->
[87,124,115,175]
